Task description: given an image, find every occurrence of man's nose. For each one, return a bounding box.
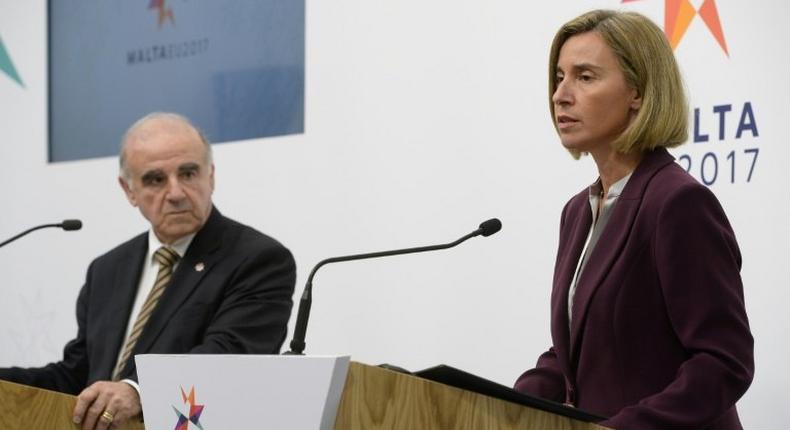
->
[165,177,186,201]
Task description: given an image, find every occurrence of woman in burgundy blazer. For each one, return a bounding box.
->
[514,10,753,430]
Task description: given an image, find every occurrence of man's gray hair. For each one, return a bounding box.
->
[119,112,213,181]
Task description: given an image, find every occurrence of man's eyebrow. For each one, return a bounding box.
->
[178,162,200,172]
[141,169,165,181]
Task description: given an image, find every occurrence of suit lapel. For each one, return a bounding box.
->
[103,235,147,378]
[567,148,676,360]
[568,196,640,359]
[130,208,225,358]
[551,197,592,375]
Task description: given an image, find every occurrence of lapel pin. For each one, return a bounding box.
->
[195,262,205,272]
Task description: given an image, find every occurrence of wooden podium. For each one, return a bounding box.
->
[0,379,144,430]
[335,362,608,429]
[0,362,607,429]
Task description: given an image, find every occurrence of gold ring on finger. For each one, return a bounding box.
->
[101,410,115,422]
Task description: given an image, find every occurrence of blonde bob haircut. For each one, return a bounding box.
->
[549,10,688,158]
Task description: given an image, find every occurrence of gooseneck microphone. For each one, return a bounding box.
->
[0,220,83,248]
[286,218,502,355]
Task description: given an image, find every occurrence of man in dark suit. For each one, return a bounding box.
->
[0,113,296,430]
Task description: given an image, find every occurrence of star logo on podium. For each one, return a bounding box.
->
[173,386,205,430]
[622,0,729,56]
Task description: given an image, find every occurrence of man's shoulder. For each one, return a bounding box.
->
[194,210,292,263]
[91,232,148,265]
[214,213,289,253]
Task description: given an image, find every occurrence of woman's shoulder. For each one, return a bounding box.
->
[647,162,717,204]
[641,162,732,228]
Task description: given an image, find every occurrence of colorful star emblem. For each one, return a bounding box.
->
[149,0,175,28]
[173,386,205,430]
[0,35,23,87]
[622,0,729,56]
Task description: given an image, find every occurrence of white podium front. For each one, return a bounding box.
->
[136,354,350,430]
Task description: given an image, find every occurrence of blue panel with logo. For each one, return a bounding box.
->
[48,0,305,162]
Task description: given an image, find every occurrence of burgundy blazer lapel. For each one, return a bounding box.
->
[568,197,640,359]
[567,148,676,360]
[551,193,592,377]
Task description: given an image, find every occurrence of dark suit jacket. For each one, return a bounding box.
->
[0,207,296,394]
[514,148,754,430]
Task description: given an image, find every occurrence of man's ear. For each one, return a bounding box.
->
[209,163,215,192]
[118,176,138,207]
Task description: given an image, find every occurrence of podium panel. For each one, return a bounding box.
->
[136,354,350,430]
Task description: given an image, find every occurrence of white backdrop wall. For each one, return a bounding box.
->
[0,1,786,426]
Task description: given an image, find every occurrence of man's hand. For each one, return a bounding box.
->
[73,381,142,430]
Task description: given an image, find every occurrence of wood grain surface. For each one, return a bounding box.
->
[0,379,145,430]
[334,362,609,430]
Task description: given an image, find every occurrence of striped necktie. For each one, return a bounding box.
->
[112,246,180,380]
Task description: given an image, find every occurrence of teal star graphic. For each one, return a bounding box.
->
[0,35,24,87]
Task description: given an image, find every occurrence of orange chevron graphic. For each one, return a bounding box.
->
[181,386,196,404]
[149,0,175,28]
[622,0,729,56]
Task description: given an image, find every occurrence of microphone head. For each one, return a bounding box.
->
[479,218,502,237]
[60,219,83,231]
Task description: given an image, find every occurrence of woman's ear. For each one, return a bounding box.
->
[630,88,642,111]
